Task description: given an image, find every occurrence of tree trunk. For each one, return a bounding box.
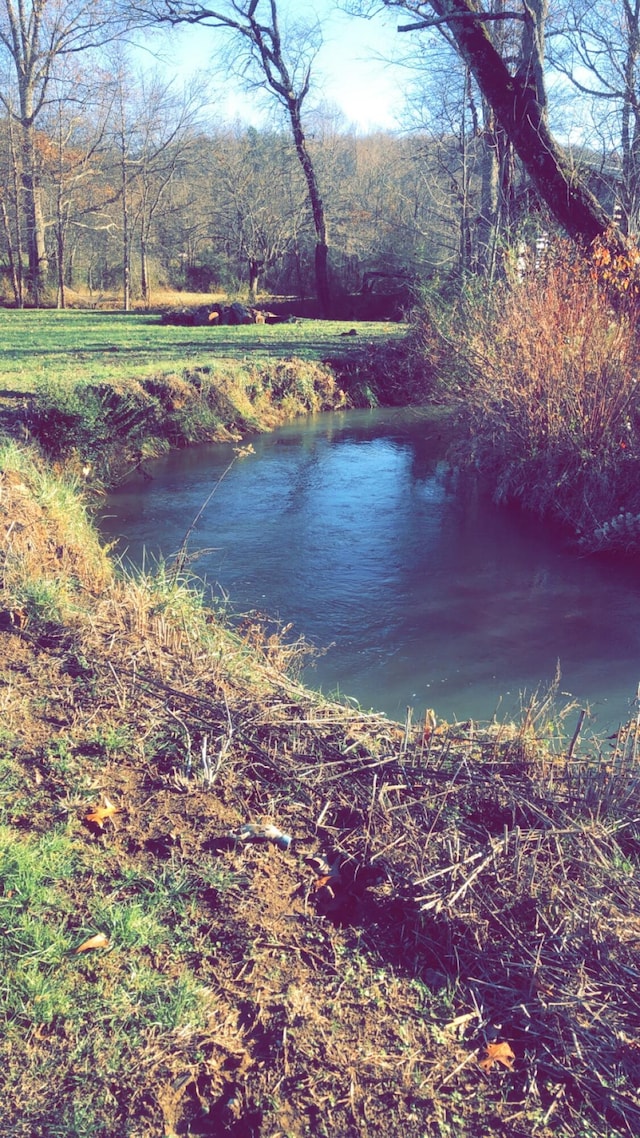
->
[313,242,330,313]
[286,95,331,315]
[458,86,473,276]
[140,236,150,308]
[21,122,48,304]
[621,7,640,233]
[66,243,76,289]
[56,234,66,309]
[55,181,67,309]
[248,259,261,303]
[0,198,22,308]
[476,106,499,274]
[6,115,24,307]
[123,237,131,312]
[427,0,622,250]
[121,142,131,312]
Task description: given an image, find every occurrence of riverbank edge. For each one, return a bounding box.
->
[12,353,359,487]
[1,366,639,1137]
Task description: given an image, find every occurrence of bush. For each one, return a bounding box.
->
[442,244,640,546]
[336,310,454,408]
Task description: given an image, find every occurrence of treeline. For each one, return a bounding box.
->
[0,94,541,311]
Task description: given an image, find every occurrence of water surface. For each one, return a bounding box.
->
[100,408,640,731]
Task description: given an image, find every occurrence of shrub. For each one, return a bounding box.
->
[443,244,640,546]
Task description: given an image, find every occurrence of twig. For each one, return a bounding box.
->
[168,446,253,580]
[437,1049,478,1088]
[445,839,506,908]
[566,707,587,761]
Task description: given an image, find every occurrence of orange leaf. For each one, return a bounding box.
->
[72,932,110,954]
[479,1041,516,1072]
[314,873,338,892]
[85,796,119,829]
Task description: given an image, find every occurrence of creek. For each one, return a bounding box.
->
[100,407,640,733]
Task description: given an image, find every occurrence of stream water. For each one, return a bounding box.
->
[100,408,640,733]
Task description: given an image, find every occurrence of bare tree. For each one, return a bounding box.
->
[215,127,306,301]
[45,70,115,308]
[553,1,640,235]
[140,0,333,313]
[131,75,204,307]
[0,106,25,305]
[398,12,527,278]
[104,59,206,309]
[370,0,624,251]
[0,0,125,304]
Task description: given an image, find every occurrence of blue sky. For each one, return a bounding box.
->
[143,1,407,132]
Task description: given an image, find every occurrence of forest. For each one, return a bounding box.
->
[1,0,639,312]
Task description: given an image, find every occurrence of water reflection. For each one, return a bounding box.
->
[100,408,640,731]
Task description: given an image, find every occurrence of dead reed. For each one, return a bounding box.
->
[79,576,640,1137]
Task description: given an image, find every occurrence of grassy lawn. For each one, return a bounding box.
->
[0,309,403,396]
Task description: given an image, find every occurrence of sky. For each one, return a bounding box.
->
[141,1,409,133]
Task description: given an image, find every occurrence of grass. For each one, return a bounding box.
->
[0,438,112,605]
[0,287,638,1135]
[0,308,403,396]
[0,305,404,485]
[0,819,218,1130]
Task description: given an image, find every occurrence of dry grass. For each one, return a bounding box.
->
[63,285,229,310]
[0,440,112,601]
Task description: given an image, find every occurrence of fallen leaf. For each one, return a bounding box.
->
[85,796,119,829]
[479,1041,516,1072]
[72,932,110,954]
[314,873,340,893]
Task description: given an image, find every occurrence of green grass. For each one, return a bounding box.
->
[0,309,403,396]
[0,820,219,1135]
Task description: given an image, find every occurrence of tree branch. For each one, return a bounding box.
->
[398,10,523,32]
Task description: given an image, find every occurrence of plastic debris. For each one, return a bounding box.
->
[231,822,292,851]
[304,853,355,918]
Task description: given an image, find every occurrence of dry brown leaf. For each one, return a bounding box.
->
[479,1041,516,1072]
[72,932,110,954]
[85,796,119,829]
